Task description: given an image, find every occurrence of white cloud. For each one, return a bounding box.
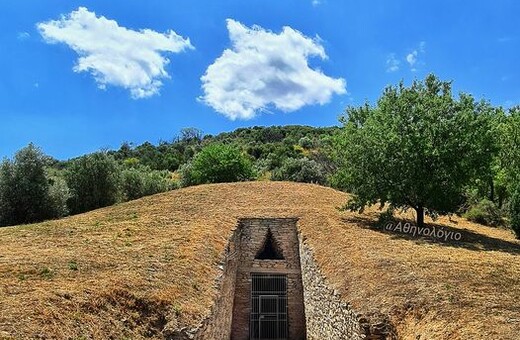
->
[312,0,323,6]
[200,19,346,120]
[406,51,417,66]
[37,7,193,99]
[405,41,425,72]
[386,53,400,72]
[17,32,30,40]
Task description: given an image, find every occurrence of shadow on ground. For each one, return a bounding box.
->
[341,215,520,255]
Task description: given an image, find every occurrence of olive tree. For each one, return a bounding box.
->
[66,152,121,214]
[0,144,54,226]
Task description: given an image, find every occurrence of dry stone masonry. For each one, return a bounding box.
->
[169,218,395,339]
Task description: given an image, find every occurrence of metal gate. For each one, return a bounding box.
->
[250,274,288,339]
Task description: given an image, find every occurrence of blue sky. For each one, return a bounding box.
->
[1,1,519,160]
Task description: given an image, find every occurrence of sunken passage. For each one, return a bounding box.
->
[231,218,306,340]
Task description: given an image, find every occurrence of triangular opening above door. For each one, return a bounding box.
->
[255,228,284,260]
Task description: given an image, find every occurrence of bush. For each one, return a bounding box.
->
[271,157,326,184]
[463,199,504,227]
[121,166,175,201]
[298,136,314,149]
[141,170,175,196]
[180,144,254,186]
[66,152,121,214]
[47,171,71,218]
[510,185,520,238]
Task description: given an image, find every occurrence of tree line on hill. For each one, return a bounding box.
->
[0,74,519,238]
[0,125,336,226]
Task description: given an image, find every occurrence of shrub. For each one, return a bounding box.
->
[463,199,504,227]
[47,172,71,218]
[272,157,326,184]
[180,144,254,186]
[121,167,175,201]
[141,170,175,196]
[178,162,195,187]
[298,136,314,149]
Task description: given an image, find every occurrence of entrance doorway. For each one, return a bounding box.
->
[250,274,288,339]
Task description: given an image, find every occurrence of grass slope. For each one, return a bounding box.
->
[0,182,519,339]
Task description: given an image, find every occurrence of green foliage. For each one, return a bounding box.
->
[0,160,15,226]
[68,260,79,271]
[66,152,121,214]
[510,185,520,239]
[0,144,55,226]
[272,157,326,184]
[498,106,520,188]
[298,136,314,149]
[181,144,254,186]
[463,199,504,227]
[47,170,71,218]
[39,267,54,279]
[121,166,175,201]
[334,74,495,227]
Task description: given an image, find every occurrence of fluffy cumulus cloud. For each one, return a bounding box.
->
[200,19,346,120]
[37,7,193,99]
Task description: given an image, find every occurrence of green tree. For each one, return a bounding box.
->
[334,74,495,228]
[66,152,121,214]
[497,106,520,236]
[181,144,254,186]
[0,144,53,226]
[0,161,14,226]
[499,106,520,188]
[510,185,520,238]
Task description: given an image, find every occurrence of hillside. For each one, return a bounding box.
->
[0,182,519,339]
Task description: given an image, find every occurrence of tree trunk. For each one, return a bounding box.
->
[489,177,495,202]
[416,205,424,228]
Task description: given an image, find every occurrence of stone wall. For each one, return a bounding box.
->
[164,226,241,340]
[299,236,395,340]
[194,227,241,339]
[166,218,395,340]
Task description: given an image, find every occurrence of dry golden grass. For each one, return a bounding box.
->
[0,182,519,339]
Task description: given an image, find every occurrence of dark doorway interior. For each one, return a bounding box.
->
[255,229,284,260]
[250,274,288,339]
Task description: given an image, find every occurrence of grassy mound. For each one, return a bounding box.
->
[0,182,518,339]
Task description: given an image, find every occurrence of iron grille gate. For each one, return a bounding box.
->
[250,274,288,340]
